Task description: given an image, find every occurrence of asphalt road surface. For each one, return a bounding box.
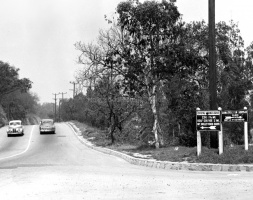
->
[0,123,253,200]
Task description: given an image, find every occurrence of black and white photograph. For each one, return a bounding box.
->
[0,0,253,199]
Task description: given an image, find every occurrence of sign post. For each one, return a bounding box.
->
[196,108,221,156]
[244,107,248,151]
[218,107,223,155]
[197,131,201,156]
[196,110,221,131]
[196,108,201,156]
[221,107,249,151]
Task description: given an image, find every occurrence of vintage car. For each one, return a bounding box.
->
[39,119,55,134]
[7,120,24,137]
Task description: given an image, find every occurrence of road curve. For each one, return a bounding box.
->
[0,123,252,200]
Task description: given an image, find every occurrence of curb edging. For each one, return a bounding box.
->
[66,122,253,172]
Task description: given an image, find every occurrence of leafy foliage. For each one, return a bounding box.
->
[71,1,253,149]
[0,61,35,122]
[0,61,32,99]
[1,91,39,121]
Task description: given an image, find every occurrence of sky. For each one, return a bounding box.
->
[0,0,253,103]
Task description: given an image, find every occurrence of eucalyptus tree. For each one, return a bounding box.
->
[215,21,252,110]
[115,0,188,148]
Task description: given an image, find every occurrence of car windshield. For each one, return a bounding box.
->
[41,121,53,125]
[10,122,21,126]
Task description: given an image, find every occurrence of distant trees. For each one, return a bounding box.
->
[0,61,32,99]
[0,61,36,123]
[1,91,39,121]
[36,102,55,119]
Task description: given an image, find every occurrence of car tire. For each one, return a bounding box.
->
[7,134,10,137]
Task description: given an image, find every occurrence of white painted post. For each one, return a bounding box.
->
[196,107,201,156]
[218,107,223,155]
[244,107,248,151]
[197,131,201,156]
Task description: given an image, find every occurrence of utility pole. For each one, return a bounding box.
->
[70,81,77,98]
[53,93,59,122]
[209,0,218,148]
[58,92,67,122]
[209,0,216,110]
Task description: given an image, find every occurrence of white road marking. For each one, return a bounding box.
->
[0,125,35,161]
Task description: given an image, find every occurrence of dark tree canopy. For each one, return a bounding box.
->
[0,61,32,99]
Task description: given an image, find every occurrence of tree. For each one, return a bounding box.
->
[1,91,39,121]
[115,0,188,148]
[0,61,32,100]
[91,76,138,144]
[0,61,33,121]
[75,24,138,144]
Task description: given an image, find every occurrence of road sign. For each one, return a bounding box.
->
[222,110,248,122]
[196,110,221,131]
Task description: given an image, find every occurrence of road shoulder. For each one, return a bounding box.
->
[66,122,253,172]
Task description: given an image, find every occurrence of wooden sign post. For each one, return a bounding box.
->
[244,107,249,151]
[196,108,222,156]
[221,107,249,151]
[218,107,223,155]
[197,107,249,157]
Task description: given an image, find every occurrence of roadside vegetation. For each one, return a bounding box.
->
[72,120,253,164]
[57,0,253,164]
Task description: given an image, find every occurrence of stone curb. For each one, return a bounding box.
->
[66,122,253,172]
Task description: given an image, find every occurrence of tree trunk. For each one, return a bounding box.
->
[149,85,163,148]
[178,122,181,136]
[109,124,116,144]
[157,121,164,146]
[173,127,175,143]
[107,111,116,144]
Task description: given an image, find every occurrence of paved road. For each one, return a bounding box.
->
[0,123,253,199]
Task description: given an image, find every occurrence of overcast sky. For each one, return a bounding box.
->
[0,0,253,103]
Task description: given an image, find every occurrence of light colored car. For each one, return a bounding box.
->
[39,119,55,134]
[7,120,24,137]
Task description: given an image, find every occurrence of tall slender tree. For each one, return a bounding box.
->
[115,0,188,148]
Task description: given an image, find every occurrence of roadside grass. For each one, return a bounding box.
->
[71,121,253,165]
[70,121,111,146]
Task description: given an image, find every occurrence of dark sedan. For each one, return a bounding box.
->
[39,119,55,134]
